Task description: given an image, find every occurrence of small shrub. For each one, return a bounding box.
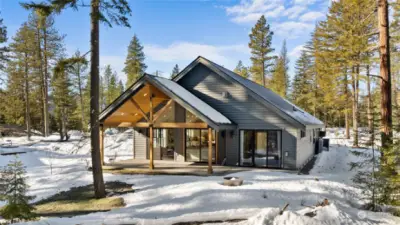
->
[0,157,35,223]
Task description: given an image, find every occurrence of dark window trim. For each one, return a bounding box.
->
[238,129,283,169]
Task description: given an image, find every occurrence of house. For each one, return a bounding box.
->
[99,56,324,173]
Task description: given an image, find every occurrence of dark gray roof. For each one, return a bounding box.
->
[174,56,324,127]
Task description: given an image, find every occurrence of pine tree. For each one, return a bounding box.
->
[170,64,180,79]
[0,157,35,223]
[103,64,112,104]
[0,15,8,76]
[26,0,132,198]
[233,60,250,79]
[69,50,88,132]
[390,0,400,131]
[291,50,314,113]
[8,23,37,140]
[52,58,76,140]
[124,34,146,87]
[118,80,124,94]
[21,5,63,137]
[103,66,120,105]
[248,15,275,87]
[270,40,289,98]
[2,63,26,126]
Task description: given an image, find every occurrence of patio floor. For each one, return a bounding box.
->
[103,159,249,176]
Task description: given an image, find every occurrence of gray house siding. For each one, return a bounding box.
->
[174,103,185,162]
[178,64,298,168]
[282,128,297,169]
[133,128,148,159]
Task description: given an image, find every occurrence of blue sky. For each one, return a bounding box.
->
[0,0,330,83]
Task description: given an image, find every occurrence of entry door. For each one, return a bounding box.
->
[254,131,267,167]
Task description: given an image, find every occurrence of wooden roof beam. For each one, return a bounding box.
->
[129,98,149,122]
[153,99,174,123]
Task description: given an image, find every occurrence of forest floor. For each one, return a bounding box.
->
[0,128,399,225]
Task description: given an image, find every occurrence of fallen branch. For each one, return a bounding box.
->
[279,203,289,215]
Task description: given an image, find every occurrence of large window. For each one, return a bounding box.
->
[185,129,215,162]
[153,129,175,160]
[240,130,281,168]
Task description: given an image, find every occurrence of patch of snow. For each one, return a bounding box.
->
[1,128,399,225]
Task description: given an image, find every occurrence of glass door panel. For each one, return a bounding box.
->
[267,131,281,168]
[240,130,255,166]
[186,129,200,162]
[254,131,267,167]
[200,129,208,162]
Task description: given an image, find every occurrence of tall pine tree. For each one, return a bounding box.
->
[124,34,146,87]
[270,40,289,98]
[248,15,275,87]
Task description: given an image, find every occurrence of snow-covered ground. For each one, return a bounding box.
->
[0,128,399,225]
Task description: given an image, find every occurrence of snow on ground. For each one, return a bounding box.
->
[0,128,399,225]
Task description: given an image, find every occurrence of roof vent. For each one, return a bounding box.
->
[293,106,298,111]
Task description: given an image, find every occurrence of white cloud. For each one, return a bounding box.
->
[289,45,304,58]
[145,42,249,69]
[293,0,317,5]
[232,12,264,23]
[299,11,325,22]
[226,0,282,15]
[283,6,307,19]
[265,5,285,18]
[272,21,314,38]
[226,0,284,24]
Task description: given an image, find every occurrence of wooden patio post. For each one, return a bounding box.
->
[215,131,219,164]
[208,127,213,174]
[149,126,154,169]
[100,125,104,165]
[149,86,154,170]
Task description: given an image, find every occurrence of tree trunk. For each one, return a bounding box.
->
[351,66,359,147]
[24,53,31,141]
[90,0,106,198]
[378,0,392,149]
[36,25,45,136]
[344,69,350,139]
[262,57,266,87]
[367,65,374,145]
[43,26,49,137]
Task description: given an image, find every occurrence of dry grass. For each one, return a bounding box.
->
[33,181,134,217]
[103,167,209,176]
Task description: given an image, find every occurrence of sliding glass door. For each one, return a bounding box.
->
[185,129,215,162]
[240,130,281,168]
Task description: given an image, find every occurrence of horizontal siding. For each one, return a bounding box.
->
[133,128,148,159]
[282,128,297,169]
[296,129,315,168]
[178,64,297,167]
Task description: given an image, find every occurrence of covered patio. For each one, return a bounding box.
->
[103,159,247,176]
[99,74,235,174]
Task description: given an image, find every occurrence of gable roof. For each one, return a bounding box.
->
[173,56,324,128]
[99,74,233,130]
[149,75,232,125]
